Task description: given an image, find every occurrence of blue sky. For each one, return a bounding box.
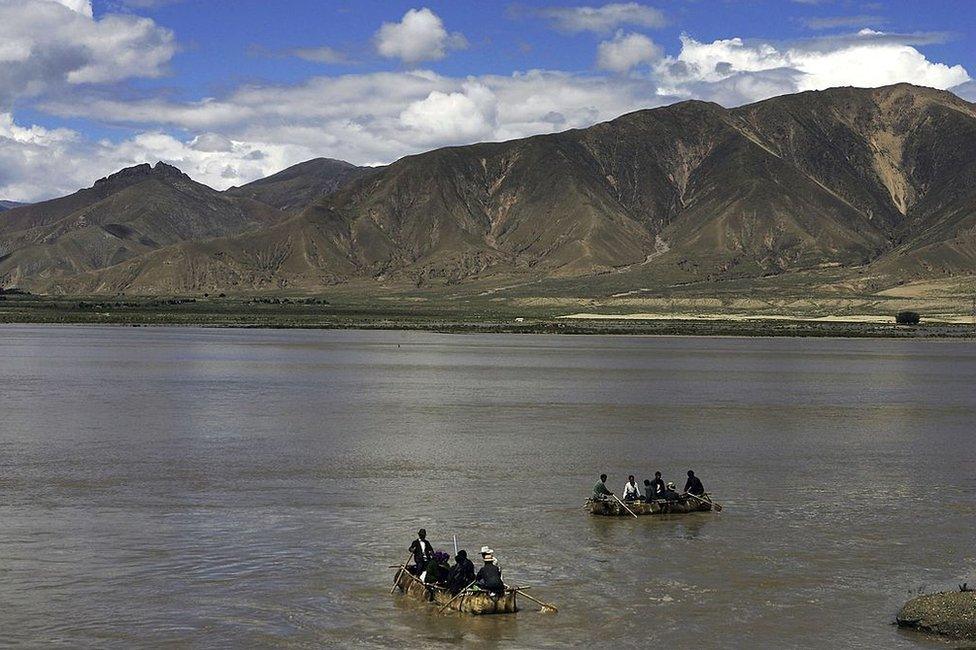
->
[2,0,975,200]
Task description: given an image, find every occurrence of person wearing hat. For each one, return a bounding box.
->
[475,546,505,596]
[662,481,681,501]
[408,528,434,575]
[447,550,476,594]
[684,470,705,496]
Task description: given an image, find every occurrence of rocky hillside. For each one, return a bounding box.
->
[2,84,975,295]
[224,157,369,212]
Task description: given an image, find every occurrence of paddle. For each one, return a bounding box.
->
[685,492,723,512]
[515,588,558,614]
[612,493,639,518]
[438,580,477,613]
[390,552,413,594]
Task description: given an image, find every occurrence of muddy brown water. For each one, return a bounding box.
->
[1,325,975,647]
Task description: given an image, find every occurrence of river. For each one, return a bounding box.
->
[1,325,974,647]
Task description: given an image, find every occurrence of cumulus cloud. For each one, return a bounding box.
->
[656,30,971,105]
[597,31,662,72]
[0,0,175,105]
[537,2,665,34]
[374,7,467,64]
[4,11,972,202]
[0,112,309,201]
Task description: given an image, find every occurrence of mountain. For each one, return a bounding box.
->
[224,158,368,212]
[0,201,25,211]
[0,162,286,290]
[3,84,976,295]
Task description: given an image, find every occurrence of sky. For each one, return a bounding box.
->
[1,0,975,201]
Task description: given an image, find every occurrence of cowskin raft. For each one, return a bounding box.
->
[392,565,518,615]
[586,494,713,516]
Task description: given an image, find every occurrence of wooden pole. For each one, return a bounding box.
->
[515,588,558,613]
[438,580,477,613]
[685,492,723,512]
[612,493,639,518]
[390,552,413,594]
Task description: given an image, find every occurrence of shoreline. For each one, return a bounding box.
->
[2,313,974,339]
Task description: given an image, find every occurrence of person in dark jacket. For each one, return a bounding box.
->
[424,551,451,585]
[447,550,476,594]
[662,481,681,501]
[408,528,434,574]
[684,470,705,496]
[475,547,505,596]
[649,471,666,499]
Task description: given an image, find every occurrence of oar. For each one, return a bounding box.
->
[515,588,558,613]
[685,492,723,512]
[612,493,639,518]
[390,552,413,594]
[438,580,477,613]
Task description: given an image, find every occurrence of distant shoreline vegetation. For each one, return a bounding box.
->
[0,294,972,339]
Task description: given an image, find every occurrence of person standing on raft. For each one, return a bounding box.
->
[684,470,705,496]
[649,471,666,499]
[592,474,614,500]
[408,528,434,575]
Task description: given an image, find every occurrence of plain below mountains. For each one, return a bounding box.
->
[1,83,975,297]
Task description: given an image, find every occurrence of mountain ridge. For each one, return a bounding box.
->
[2,84,975,295]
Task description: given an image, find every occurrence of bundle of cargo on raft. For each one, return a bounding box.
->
[586,493,716,516]
[391,564,519,615]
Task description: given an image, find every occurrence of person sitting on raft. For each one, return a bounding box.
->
[423,551,451,585]
[684,470,705,496]
[592,474,614,500]
[622,475,641,501]
[641,479,653,500]
[447,549,476,594]
[649,471,666,499]
[408,528,434,575]
[475,546,505,597]
[662,481,681,501]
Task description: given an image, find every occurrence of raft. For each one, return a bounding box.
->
[586,494,714,516]
[392,565,518,615]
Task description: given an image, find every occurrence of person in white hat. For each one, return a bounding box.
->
[476,546,504,596]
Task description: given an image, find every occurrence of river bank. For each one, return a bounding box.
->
[2,294,975,338]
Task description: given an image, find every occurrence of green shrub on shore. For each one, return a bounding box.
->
[896,311,921,325]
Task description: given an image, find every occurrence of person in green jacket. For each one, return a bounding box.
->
[593,473,614,499]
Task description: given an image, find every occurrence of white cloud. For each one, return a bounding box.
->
[52,0,93,17]
[0,0,175,103]
[597,31,662,73]
[399,82,497,143]
[538,2,665,34]
[0,112,309,201]
[656,31,971,104]
[374,7,467,64]
[5,21,972,201]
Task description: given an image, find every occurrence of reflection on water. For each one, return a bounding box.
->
[1,326,975,647]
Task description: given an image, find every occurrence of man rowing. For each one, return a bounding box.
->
[684,470,705,496]
[592,474,614,500]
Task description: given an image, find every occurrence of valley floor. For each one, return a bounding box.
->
[2,287,975,338]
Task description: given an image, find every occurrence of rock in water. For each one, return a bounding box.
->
[897,591,976,640]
